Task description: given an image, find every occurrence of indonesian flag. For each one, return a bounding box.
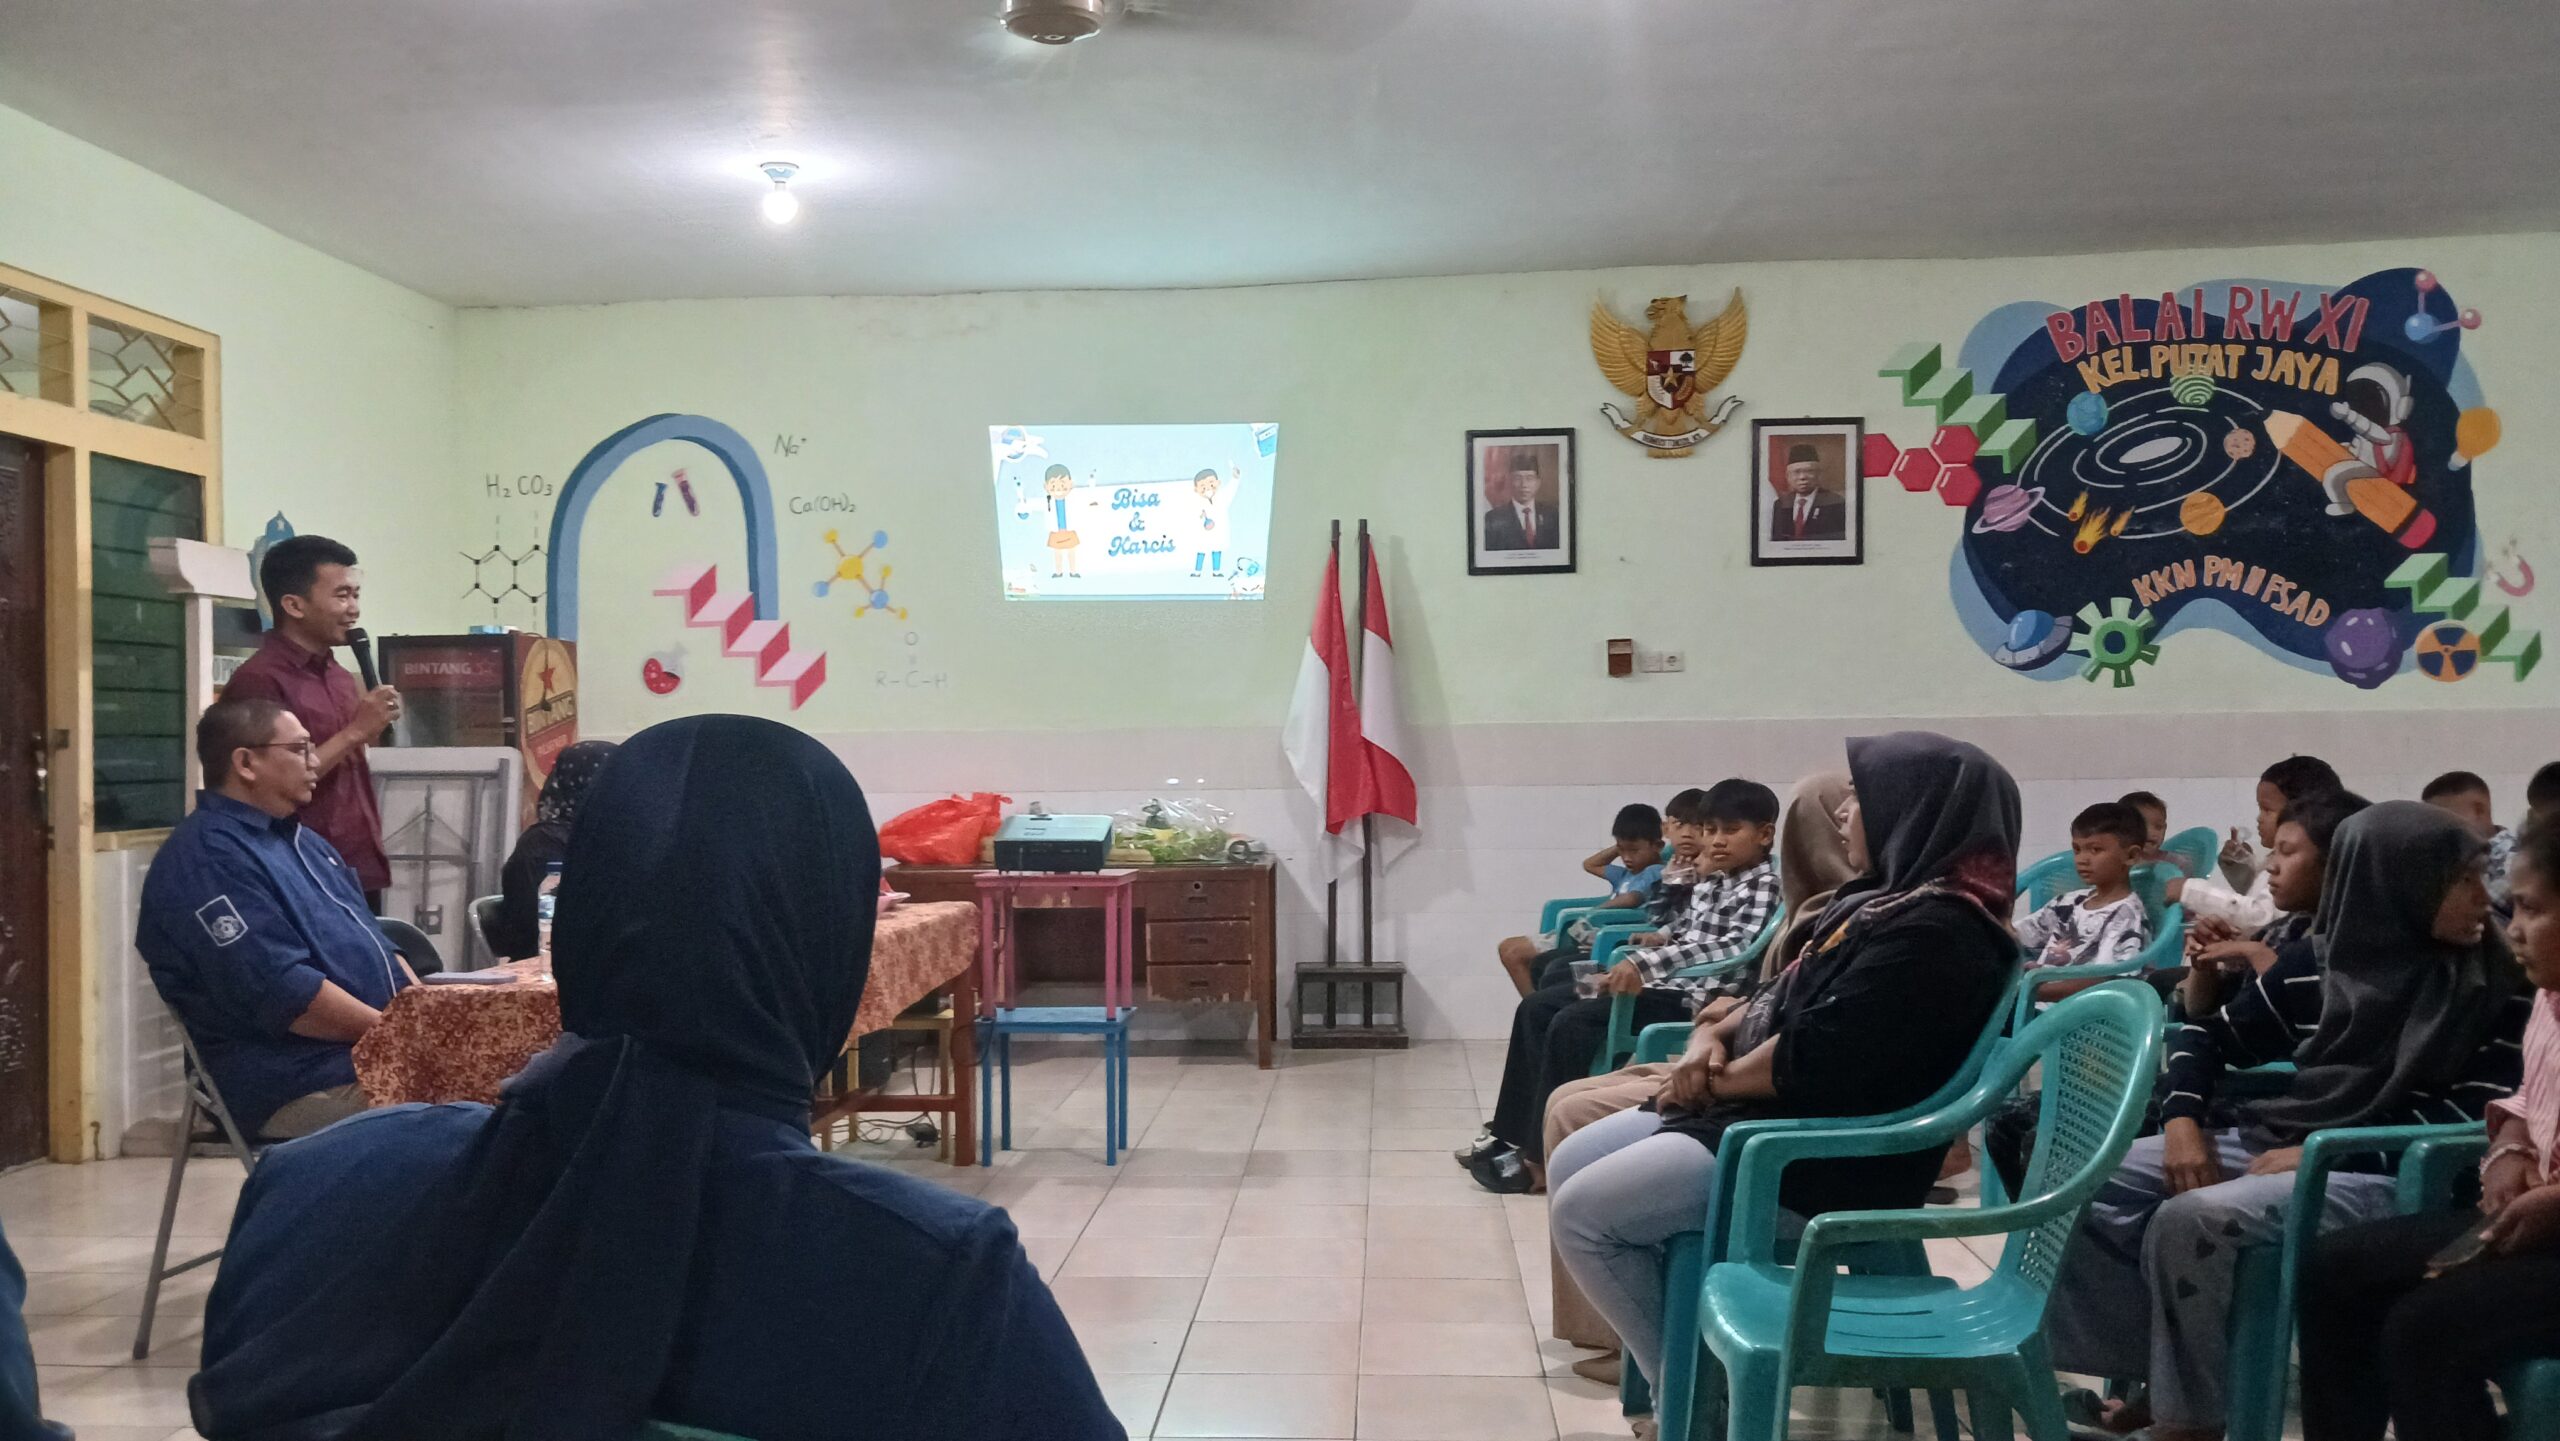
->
[1281,546,1371,876]
[1359,535,1418,826]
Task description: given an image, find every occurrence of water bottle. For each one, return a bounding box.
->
[536,862,562,961]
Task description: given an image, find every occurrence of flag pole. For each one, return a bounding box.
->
[1355,520,1376,1031]
[1322,518,1340,973]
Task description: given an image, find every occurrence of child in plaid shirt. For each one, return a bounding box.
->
[1464,779,1781,1193]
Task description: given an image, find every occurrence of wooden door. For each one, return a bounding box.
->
[0,437,49,1165]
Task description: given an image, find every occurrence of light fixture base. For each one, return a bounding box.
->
[1001,0,1108,44]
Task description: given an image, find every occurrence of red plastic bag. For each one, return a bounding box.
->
[879,792,1010,865]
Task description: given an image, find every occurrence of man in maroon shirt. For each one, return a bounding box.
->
[222,536,401,909]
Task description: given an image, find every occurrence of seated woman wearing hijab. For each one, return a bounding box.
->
[1540,771,1857,1378]
[2042,800,2528,1441]
[1547,733,2021,1397]
[490,739,616,960]
[190,716,1125,1441]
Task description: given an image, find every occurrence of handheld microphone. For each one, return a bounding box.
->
[346,627,392,744]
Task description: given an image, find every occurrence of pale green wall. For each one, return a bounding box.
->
[0,102,463,631]
[457,233,2560,737]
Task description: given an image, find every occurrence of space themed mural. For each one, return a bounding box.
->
[1866,267,2537,689]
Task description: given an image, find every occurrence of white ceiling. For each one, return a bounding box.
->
[3,1,2556,307]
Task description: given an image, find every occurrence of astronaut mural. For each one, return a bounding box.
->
[1868,267,2537,689]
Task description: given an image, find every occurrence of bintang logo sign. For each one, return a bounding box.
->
[1877,266,2536,689]
[519,638,579,811]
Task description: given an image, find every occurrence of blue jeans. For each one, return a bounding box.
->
[0,1222,68,1439]
[1547,1106,1720,1386]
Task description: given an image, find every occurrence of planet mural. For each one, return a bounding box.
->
[1944,267,2513,690]
[2065,390,2109,437]
[2178,491,2227,536]
[1996,385,2285,551]
[2324,607,2402,689]
[1970,483,2044,534]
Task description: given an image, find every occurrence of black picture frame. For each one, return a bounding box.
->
[1750,417,1866,567]
[1466,428,1577,576]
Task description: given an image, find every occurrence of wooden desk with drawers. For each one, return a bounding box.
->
[892,861,1278,1069]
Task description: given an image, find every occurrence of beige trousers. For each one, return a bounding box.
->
[1543,1063,1670,1350]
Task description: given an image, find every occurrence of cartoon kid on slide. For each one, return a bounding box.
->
[1192,465,1245,578]
[1041,463,1104,578]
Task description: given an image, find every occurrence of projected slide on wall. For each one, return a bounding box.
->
[991,423,1277,600]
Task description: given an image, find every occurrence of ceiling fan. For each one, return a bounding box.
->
[998,0,1416,51]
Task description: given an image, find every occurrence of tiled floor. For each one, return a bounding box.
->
[851,1039,2000,1439]
[0,1040,2003,1439]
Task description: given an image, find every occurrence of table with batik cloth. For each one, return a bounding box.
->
[353,899,982,1164]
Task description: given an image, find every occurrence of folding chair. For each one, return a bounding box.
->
[377,916,445,977]
[133,1025,266,1360]
[471,894,507,961]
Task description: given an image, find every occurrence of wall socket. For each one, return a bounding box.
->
[1659,651,1685,672]
[1633,649,1687,674]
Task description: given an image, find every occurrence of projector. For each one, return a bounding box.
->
[993,813,1116,872]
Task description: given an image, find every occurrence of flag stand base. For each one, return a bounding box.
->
[1288,962,1409,1049]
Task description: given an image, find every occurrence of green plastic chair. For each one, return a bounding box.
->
[2161,825,2219,879]
[2008,864,2184,1033]
[1590,903,1786,1077]
[1684,981,2162,1441]
[1541,892,1611,933]
[1621,974,2026,1439]
[2220,1121,2560,1441]
[1543,886,1666,978]
[2015,849,2077,909]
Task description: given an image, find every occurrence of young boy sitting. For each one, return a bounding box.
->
[1495,803,1668,996]
[1462,778,1780,1194]
[2018,800,2153,998]
[2120,789,2173,869]
[2168,754,2344,933]
[2424,769,2515,915]
[2530,761,2560,831]
[1983,801,2155,1190]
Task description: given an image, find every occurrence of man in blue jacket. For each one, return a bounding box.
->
[137,696,414,1140]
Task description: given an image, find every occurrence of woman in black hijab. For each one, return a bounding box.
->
[190,715,1124,1441]
[2043,800,2526,1441]
[1547,731,2022,1392]
[491,739,616,959]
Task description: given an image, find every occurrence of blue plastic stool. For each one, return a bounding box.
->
[978,1006,1131,1165]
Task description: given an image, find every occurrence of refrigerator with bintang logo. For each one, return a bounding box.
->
[376,632,579,823]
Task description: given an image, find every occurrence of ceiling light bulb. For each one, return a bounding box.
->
[759,162,801,225]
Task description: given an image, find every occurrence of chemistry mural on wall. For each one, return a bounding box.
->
[1866,267,2536,689]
